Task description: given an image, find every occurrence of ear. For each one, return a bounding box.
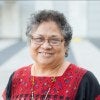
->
[65,46,69,57]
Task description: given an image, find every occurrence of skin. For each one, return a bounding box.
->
[29,21,70,76]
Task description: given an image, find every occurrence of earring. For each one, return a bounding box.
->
[65,52,68,57]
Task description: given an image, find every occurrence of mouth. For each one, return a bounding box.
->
[39,52,54,57]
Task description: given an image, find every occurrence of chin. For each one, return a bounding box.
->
[38,59,54,66]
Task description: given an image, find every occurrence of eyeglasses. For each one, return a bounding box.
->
[30,36,64,46]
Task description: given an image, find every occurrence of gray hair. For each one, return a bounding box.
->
[26,10,72,56]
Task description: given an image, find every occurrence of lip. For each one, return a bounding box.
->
[39,52,54,54]
[38,52,54,57]
[39,50,54,53]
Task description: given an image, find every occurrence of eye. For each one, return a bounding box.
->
[50,38,61,44]
[33,37,44,42]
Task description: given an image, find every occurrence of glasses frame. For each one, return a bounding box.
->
[29,35,64,46]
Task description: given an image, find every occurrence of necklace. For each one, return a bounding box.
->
[31,64,62,100]
[31,75,56,100]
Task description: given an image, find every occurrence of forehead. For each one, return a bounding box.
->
[32,21,63,37]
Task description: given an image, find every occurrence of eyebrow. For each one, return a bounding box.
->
[33,34,61,38]
[50,35,60,37]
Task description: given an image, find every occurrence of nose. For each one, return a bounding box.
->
[41,40,52,49]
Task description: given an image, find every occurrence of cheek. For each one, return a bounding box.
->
[56,46,66,56]
[61,48,66,56]
[29,47,34,57]
[29,44,39,56]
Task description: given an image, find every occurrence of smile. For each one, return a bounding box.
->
[39,52,54,57]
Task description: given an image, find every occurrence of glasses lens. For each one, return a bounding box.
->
[30,36,63,46]
[31,37,44,44]
[50,38,62,45]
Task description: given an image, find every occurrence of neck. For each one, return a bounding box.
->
[31,61,70,76]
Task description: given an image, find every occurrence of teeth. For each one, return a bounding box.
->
[43,52,51,55]
[40,52,52,57]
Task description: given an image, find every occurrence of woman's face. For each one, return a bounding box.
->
[29,21,66,67]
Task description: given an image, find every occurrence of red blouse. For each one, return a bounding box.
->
[8,64,87,100]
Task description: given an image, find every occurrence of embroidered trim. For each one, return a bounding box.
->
[10,64,87,99]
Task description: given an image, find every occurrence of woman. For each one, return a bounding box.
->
[3,10,100,100]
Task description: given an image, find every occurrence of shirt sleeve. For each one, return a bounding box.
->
[75,71,100,100]
[2,72,14,100]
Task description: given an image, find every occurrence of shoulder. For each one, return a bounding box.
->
[65,63,88,82]
[75,70,100,100]
[14,65,31,74]
[72,64,100,90]
[69,63,87,74]
[12,65,32,80]
[81,71,100,89]
[82,71,100,91]
[84,71,99,82]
